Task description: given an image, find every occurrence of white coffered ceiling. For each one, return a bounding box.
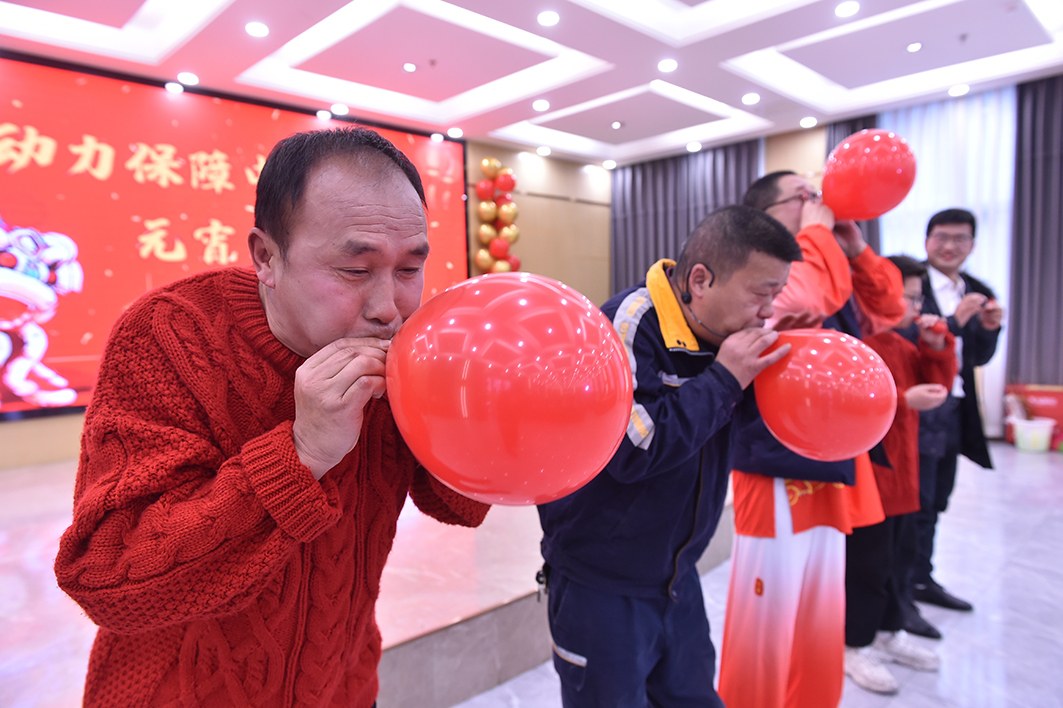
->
[1,0,1061,165]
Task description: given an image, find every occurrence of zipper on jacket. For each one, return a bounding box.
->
[667,446,706,599]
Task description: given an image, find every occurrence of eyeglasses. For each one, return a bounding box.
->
[929,232,973,246]
[904,293,925,307]
[765,190,821,210]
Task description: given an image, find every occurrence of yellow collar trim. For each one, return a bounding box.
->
[646,259,700,352]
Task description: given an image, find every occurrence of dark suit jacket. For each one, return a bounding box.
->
[918,269,1000,469]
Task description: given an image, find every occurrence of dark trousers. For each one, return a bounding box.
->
[914,398,962,584]
[546,568,723,708]
[845,515,910,647]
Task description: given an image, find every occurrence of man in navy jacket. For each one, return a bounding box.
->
[538,205,802,707]
[908,208,1003,625]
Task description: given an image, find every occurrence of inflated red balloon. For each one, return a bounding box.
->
[475,179,495,201]
[822,129,916,221]
[755,329,897,462]
[494,170,517,192]
[386,272,633,505]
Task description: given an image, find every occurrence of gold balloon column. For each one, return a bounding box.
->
[472,156,521,273]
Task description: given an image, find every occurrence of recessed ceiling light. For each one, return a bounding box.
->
[403,62,417,73]
[430,133,444,142]
[532,99,550,112]
[907,42,923,53]
[447,127,464,138]
[245,21,269,38]
[602,159,617,170]
[948,84,970,97]
[800,116,819,129]
[316,110,332,120]
[686,142,702,153]
[657,58,678,73]
[611,121,623,130]
[330,103,349,116]
[177,71,199,86]
[537,11,560,27]
[742,92,761,106]
[537,146,552,156]
[835,1,860,18]
[164,82,184,94]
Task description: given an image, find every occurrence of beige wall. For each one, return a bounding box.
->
[465,142,613,306]
[0,413,83,469]
[764,128,827,187]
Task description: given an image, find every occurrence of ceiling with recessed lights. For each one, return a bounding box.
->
[1,0,1060,165]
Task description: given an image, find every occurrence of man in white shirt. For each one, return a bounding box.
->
[903,208,1003,639]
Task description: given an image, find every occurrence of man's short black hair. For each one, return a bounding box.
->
[674,205,803,288]
[254,127,426,256]
[887,254,927,280]
[926,208,976,238]
[742,171,796,211]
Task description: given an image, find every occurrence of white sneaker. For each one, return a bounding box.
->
[845,646,899,694]
[873,630,941,671]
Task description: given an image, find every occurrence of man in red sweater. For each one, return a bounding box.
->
[54,127,490,706]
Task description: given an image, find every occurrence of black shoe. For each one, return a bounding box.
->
[913,580,974,612]
[903,611,943,639]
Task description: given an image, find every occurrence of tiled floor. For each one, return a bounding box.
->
[456,442,1063,708]
[1,442,1061,707]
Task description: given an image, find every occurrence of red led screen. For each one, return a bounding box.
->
[0,56,468,419]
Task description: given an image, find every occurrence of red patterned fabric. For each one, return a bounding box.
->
[55,267,488,707]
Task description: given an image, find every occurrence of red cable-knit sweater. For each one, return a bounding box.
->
[54,267,490,707]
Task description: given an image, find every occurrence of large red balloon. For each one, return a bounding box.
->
[822,129,916,221]
[386,272,633,505]
[755,329,897,462]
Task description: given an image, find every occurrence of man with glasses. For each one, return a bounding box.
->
[719,171,905,707]
[903,208,1003,637]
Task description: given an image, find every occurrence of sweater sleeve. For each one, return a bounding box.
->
[850,247,906,336]
[54,301,341,635]
[409,467,490,527]
[770,224,854,326]
[917,330,958,388]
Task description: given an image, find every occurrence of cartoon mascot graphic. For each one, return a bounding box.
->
[0,216,84,409]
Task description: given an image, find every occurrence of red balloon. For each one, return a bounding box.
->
[494,171,516,192]
[475,179,495,201]
[488,236,510,259]
[755,329,897,462]
[495,192,513,206]
[506,254,522,271]
[386,272,633,505]
[822,129,916,221]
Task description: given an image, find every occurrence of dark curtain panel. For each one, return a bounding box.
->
[1008,74,1063,385]
[610,140,760,293]
[825,116,881,253]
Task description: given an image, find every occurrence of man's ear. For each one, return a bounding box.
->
[689,263,713,297]
[248,227,279,287]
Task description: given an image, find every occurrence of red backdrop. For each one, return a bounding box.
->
[0,56,468,417]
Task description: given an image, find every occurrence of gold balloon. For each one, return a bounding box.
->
[500,224,520,244]
[490,259,512,273]
[480,156,502,179]
[473,248,495,272]
[477,200,498,223]
[497,201,519,226]
[477,223,498,245]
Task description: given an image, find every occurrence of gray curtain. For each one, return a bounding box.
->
[825,116,881,253]
[610,140,760,293]
[1008,74,1063,385]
